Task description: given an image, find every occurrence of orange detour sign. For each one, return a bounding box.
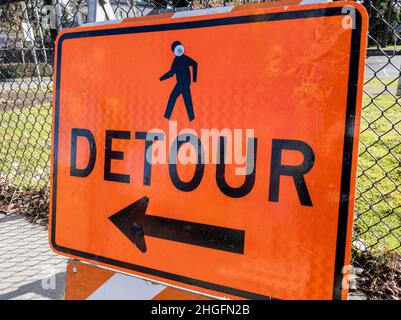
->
[50,1,368,300]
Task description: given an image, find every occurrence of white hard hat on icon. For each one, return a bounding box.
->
[171,41,184,57]
[174,45,184,57]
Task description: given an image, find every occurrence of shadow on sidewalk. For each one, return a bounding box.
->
[0,271,66,300]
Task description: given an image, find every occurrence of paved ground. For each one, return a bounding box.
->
[0,213,67,300]
[0,77,52,91]
[365,55,401,79]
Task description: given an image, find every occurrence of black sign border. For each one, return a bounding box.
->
[51,5,363,300]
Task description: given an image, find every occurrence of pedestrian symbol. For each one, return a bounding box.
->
[160,41,198,121]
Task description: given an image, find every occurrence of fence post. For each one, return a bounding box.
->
[20,1,42,82]
[87,0,97,23]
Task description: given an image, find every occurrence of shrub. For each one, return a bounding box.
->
[0,63,53,80]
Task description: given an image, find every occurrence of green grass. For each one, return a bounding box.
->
[363,78,399,96]
[354,84,401,252]
[0,103,52,190]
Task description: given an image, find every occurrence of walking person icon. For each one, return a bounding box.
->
[160,41,198,121]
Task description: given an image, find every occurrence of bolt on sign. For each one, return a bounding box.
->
[50,1,368,300]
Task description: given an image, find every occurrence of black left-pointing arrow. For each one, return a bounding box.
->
[109,196,245,254]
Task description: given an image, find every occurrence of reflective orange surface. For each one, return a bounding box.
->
[50,2,367,299]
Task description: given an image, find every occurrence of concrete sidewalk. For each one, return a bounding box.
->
[0,213,67,300]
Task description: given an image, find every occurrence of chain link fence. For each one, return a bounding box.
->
[0,0,400,254]
[356,0,401,253]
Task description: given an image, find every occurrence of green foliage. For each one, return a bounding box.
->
[0,63,53,80]
[363,0,401,47]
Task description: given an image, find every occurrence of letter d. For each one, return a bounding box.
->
[70,128,96,177]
